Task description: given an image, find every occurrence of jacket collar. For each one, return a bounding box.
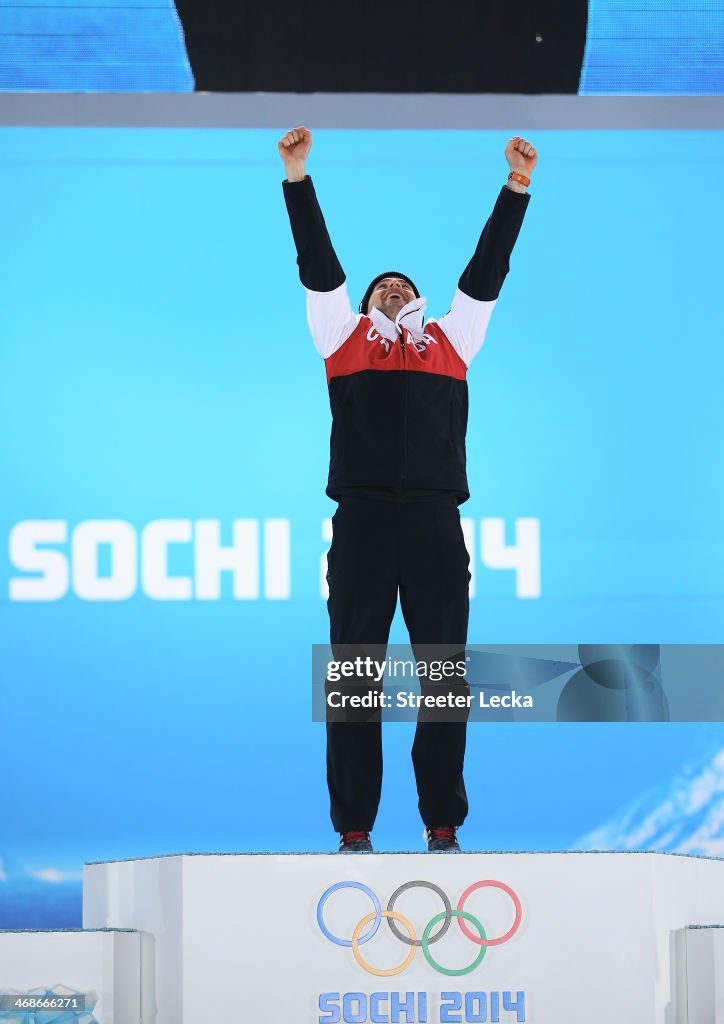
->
[368,297,428,343]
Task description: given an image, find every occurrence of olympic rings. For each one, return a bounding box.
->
[317,878,521,975]
[457,879,522,946]
[317,881,381,947]
[352,910,417,977]
[422,910,487,977]
[387,880,452,947]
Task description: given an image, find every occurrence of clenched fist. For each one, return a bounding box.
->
[278,126,313,182]
[505,136,538,177]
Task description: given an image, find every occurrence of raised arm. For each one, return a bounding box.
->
[279,126,357,358]
[437,136,537,367]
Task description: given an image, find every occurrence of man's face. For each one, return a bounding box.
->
[366,277,417,320]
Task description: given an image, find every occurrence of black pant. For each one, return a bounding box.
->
[325,496,471,832]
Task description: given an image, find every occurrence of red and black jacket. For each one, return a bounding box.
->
[283,175,530,504]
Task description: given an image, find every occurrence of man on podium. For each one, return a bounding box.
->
[280,126,535,852]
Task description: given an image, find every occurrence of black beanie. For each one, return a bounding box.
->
[358,271,420,314]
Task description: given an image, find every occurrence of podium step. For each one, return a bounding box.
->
[684,925,724,1023]
[82,850,724,1024]
[0,928,140,1023]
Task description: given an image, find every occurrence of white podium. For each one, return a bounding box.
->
[684,926,724,1022]
[82,851,724,1024]
[0,927,140,1023]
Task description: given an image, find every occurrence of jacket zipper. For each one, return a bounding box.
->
[400,327,408,481]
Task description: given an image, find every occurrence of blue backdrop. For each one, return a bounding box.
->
[1,127,723,925]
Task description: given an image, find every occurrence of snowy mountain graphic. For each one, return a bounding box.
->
[575,747,724,857]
